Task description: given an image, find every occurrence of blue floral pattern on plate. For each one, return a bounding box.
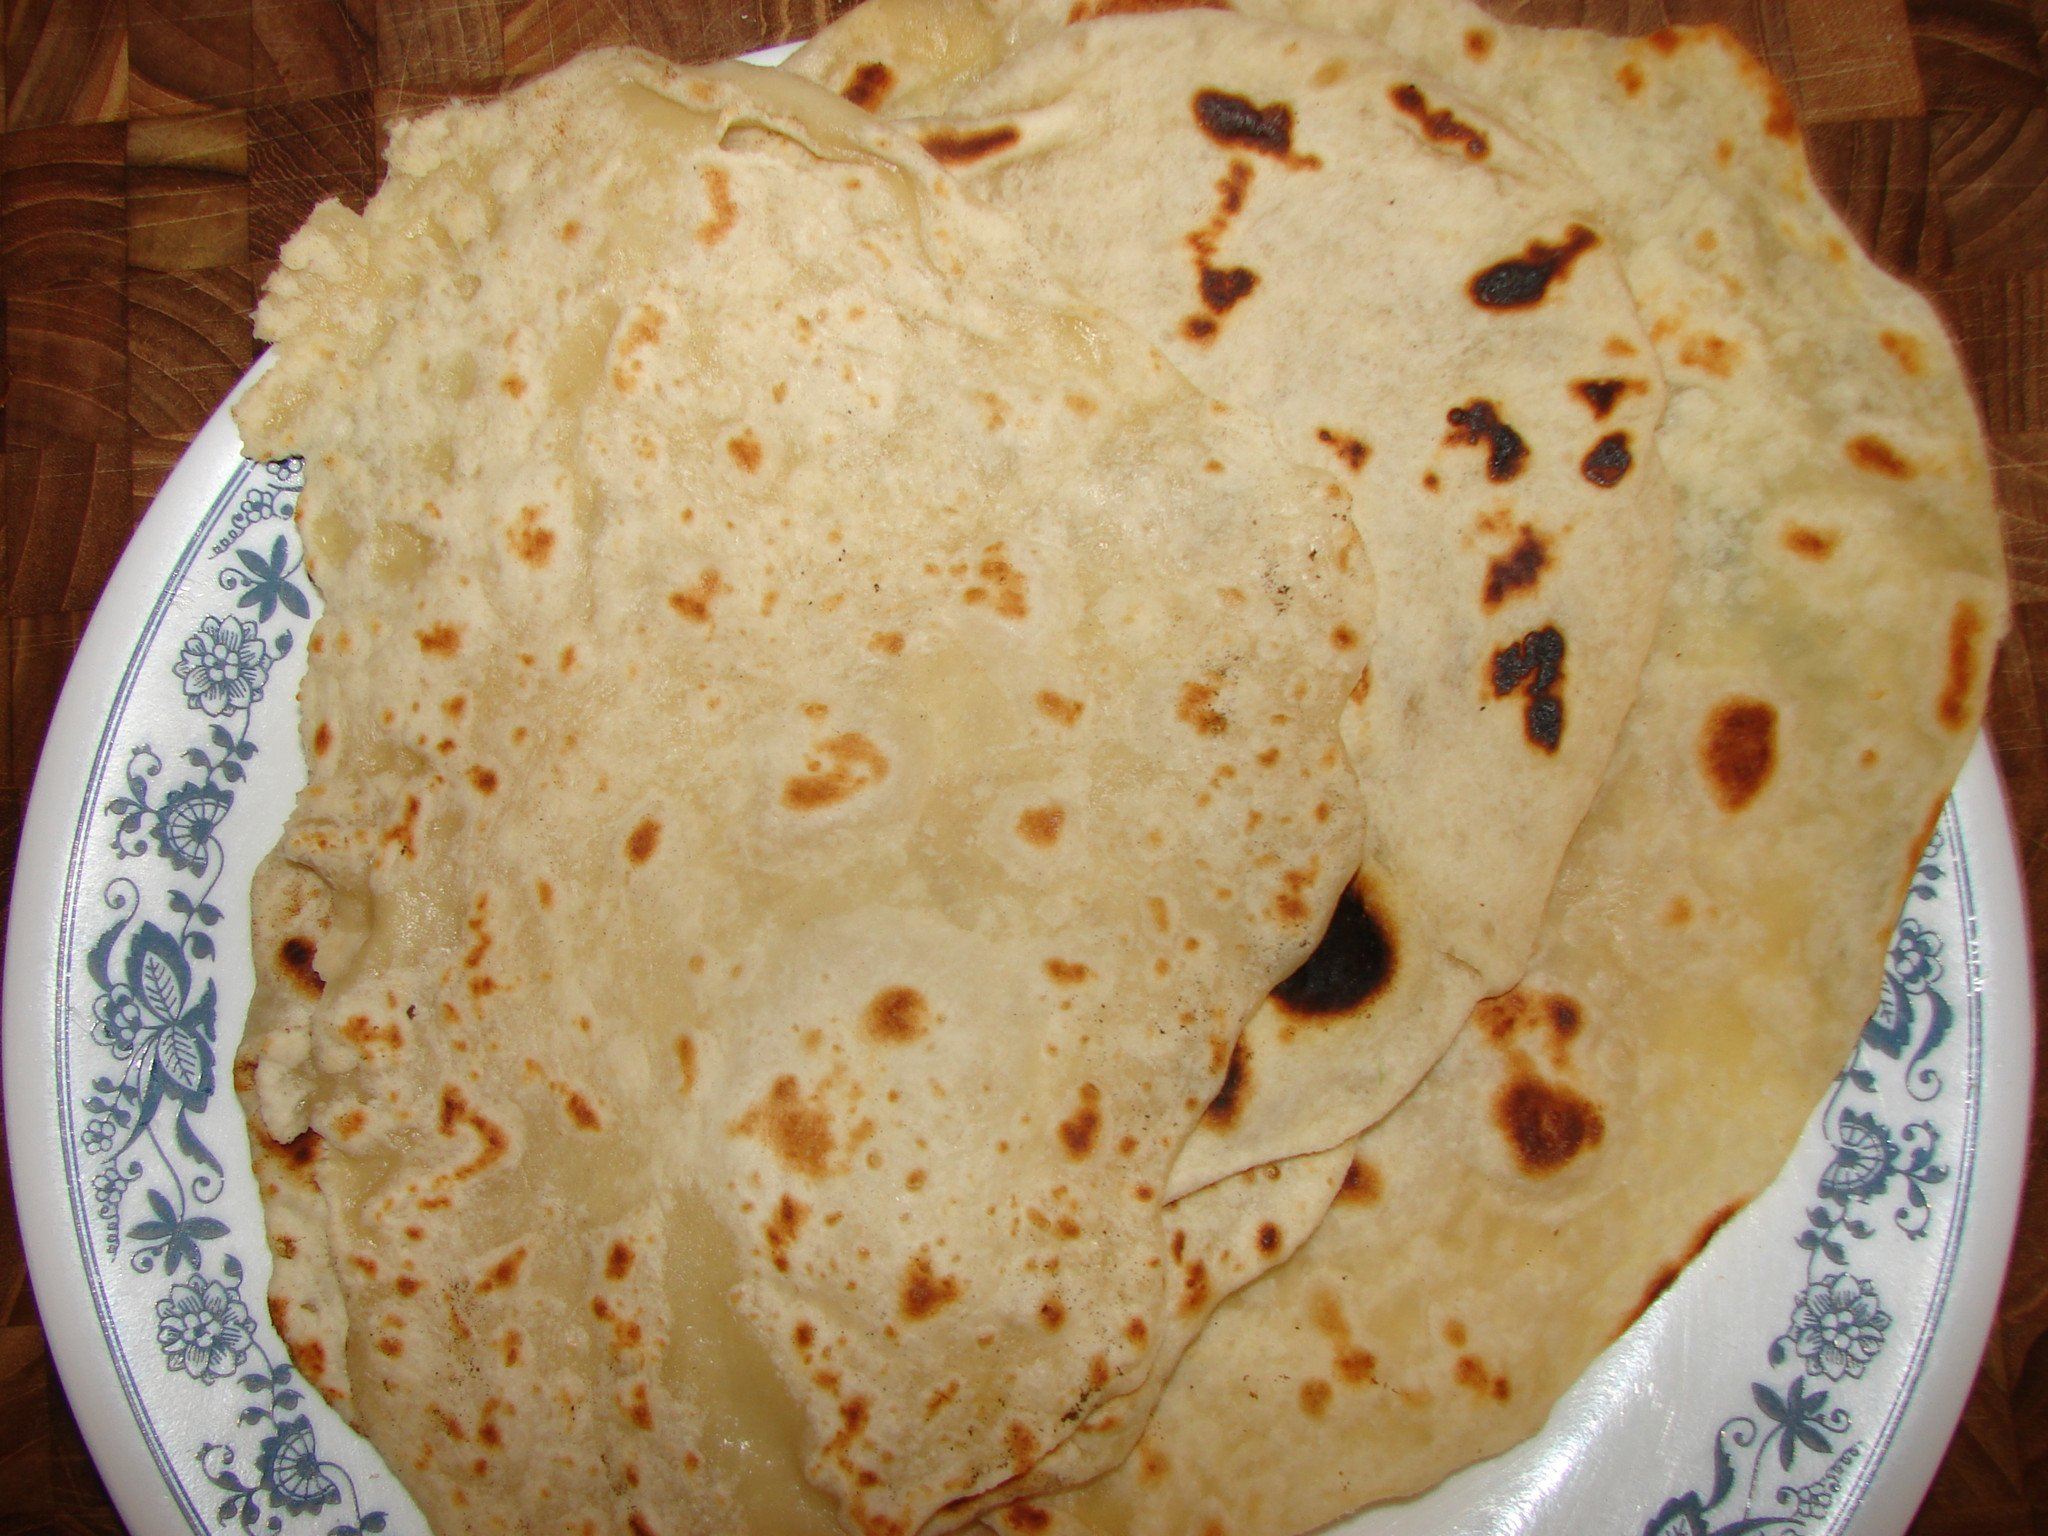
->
[62,454,391,1536]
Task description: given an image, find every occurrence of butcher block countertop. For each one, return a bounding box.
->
[0,0,2043,1528]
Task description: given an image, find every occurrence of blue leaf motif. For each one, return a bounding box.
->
[129,923,191,1024]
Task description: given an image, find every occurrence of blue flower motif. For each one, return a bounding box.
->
[90,985,149,1058]
[1788,1273,1890,1380]
[81,1116,118,1154]
[90,1166,130,1209]
[149,780,233,875]
[1820,1107,1898,1202]
[1887,918,1942,993]
[174,615,272,718]
[155,1277,253,1382]
[256,1416,340,1514]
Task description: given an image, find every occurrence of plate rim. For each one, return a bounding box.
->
[5,323,2034,1536]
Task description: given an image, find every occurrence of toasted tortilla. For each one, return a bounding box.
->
[790,3,1677,1198]
[233,50,1373,1536]
[940,7,2001,1532]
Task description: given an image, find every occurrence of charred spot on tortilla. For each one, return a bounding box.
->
[841,61,895,110]
[1483,526,1549,609]
[1387,83,1488,158]
[1700,697,1776,812]
[1939,601,1985,730]
[1203,1039,1251,1126]
[1198,262,1260,315]
[1581,432,1632,486]
[278,936,325,996]
[1192,89,1316,165]
[1492,625,1565,752]
[1270,876,1395,1019]
[1445,400,1528,482]
[1574,377,1637,418]
[920,125,1023,165]
[1469,225,1600,309]
[1493,1073,1604,1173]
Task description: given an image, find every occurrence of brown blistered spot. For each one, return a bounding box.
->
[606,1242,635,1280]
[624,1384,654,1431]
[1046,959,1093,985]
[1647,26,1683,52]
[1445,400,1529,482]
[1764,88,1798,141]
[1388,84,1489,159]
[1256,1222,1282,1255]
[1582,432,1632,487]
[1178,681,1228,734]
[626,818,661,864]
[395,1275,421,1297]
[1939,601,1985,731]
[1335,1348,1376,1384]
[510,506,554,566]
[564,1092,601,1130]
[902,1255,962,1320]
[1679,333,1737,377]
[1700,697,1776,812]
[727,432,762,473]
[1070,0,1227,17]
[1493,1074,1604,1174]
[1846,434,1913,479]
[1316,427,1370,472]
[1492,625,1566,753]
[1181,1260,1211,1313]
[1784,525,1838,560]
[1470,225,1599,309]
[783,733,890,811]
[870,631,905,655]
[1484,526,1549,609]
[1005,1504,1053,1536]
[1037,690,1084,726]
[1336,1156,1382,1205]
[1625,1202,1741,1328]
[1444,1319,1468,1347]
[1615,61,1645,95]
[1300,1379,1333,1416]
[1203,1039,1251,1128]
[1454,1355,1511,1400]
[1879,330,1924,375]
[920,125,1021,164]
[628,1516,657,1536]
[841,61,894,110]
[437,1087,510,1181]
[1331,625,1359,652]
[736,1076,836,1178]
[669,570,730,625]
[965,547,1030,619]
[765,1195,807,1271]
[865,987,929,1044]
[417,623,461,656]
[1464,25,1493,57]
[1576,378,1639,419]
[1017,804,1065,846]
[467,766,498,794]
[1182,315,1219,343]
[476,1247,527,1293]
[696,164,736,247]
[1193,90,1313,164]
[312,722,333,756]
[1039,1297,1066,1330]
[500,374,527,398]
[1272,876,1396,1020]
[278,937,325,997]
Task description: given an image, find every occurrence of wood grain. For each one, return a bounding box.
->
[0,0,2041,1532]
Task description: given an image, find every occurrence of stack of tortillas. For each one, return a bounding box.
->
[229,1,2008,1533]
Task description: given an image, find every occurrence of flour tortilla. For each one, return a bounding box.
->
[940,9,2000,1533]
[232,50,1374,1536]
[790,5,1677,1197]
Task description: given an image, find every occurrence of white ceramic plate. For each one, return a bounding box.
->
[4,136,2034,1536]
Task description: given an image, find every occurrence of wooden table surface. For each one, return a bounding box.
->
[0,0,2042,1529]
